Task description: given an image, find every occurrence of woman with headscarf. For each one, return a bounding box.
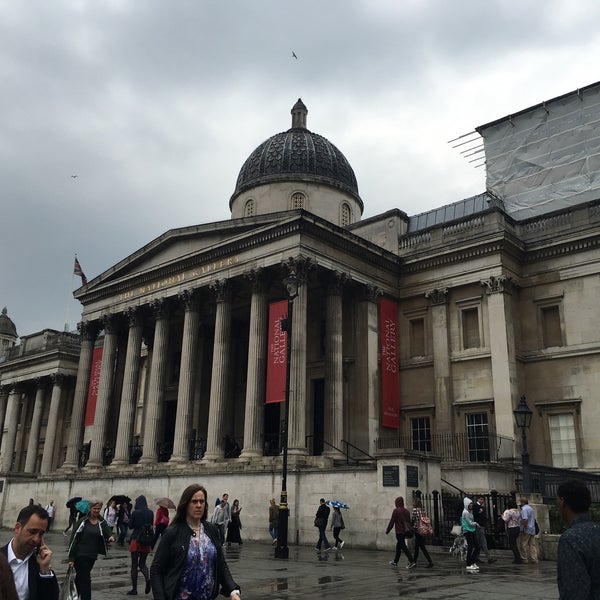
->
[461,497,481,571]
[67,500,115,600]
[127,495,154,595]
[150,483,240,600]
[385,496,416,568]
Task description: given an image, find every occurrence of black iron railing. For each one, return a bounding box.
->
[376,432,514,463]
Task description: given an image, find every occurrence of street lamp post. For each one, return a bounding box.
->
[513,394,533,494]
[274,268,299,559]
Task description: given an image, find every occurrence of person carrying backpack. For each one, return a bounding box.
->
[411,497,433,568]
[128,495,154,595]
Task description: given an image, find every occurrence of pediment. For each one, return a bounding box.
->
[76,214,288,294]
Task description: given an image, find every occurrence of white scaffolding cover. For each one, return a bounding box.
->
[479,83,600,220]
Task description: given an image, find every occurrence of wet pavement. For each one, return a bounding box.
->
[31,531,559,599]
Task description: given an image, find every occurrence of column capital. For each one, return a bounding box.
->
[101,313,119,334]
[179,289,201,311]
[244,268,269,292]
[209,279,233,303]
[481,275,515,295]
[425,288,449,305]
[323,270,350,296]
[124,306,143,327]
[149,297,171,319]
[360,283,383,303]
[77,320,100,342]
[281,255,314,284]
[0,384,12,396]
[49,373,65,387]
[34,377,47,390]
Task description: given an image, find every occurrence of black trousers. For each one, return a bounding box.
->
[413,532,432,565]
[393,533,414,565]
[464,530,480,566]
[130,551,150,590]
[74,555,96,600]
[507,526,522,562]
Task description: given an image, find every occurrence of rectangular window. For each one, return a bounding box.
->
[541,306,562,348]
[549,413,577,468]
[409,318,425,357]
[411,417,431,452]
[462,307,480,349]
[466,413,490,462]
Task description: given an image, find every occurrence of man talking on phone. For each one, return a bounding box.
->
[0,504,59,600]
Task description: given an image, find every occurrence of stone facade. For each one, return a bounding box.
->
[1,87,600,546]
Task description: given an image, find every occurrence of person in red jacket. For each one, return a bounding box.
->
[152,505,170,549]
[385,496,416,568]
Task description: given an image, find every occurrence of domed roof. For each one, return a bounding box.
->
[0,307,17,338]
[230,99,362,209]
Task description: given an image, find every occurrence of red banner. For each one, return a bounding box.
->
[379,298,400,428]
[266,300,288,404]
[84,346,103,426]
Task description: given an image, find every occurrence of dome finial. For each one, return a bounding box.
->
[291,98,308,129]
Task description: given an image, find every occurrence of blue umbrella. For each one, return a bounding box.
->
[327,500,349,509]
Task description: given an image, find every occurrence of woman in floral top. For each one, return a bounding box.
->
[502,499,523,564]
[150,484,240,600]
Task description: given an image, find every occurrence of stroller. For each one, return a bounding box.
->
[449,525,468,562]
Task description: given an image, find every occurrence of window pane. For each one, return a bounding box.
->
[410,318,425,357]
[462,308,480,349]
[411,417,431,451]
[466,413,489,462]
[541,306,562,348]
[549,413,577,468]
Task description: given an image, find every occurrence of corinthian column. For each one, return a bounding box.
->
[170,290,201,463]
[286,257,311,455]
[0,386,21,472]
[323,271,348,458]
[140,299,171,464]
[481,275,519,440]
[204,280,233,461]
[425,288,452,434]
[241,269,268,458]
[41,374,64,474]
[62,322,99,469]
[24,380,46,472]
[87,315,120,467]
[0,386,8,448]
[112,308,144,466]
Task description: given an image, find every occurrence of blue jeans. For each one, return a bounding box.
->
[316,526,330,550]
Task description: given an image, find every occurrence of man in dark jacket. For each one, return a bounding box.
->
[0,504,59,600]
[314,498,332,552]
[557,479,600,599]
[473,496,496,564]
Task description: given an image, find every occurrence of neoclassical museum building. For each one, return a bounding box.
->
[1,83,600,545]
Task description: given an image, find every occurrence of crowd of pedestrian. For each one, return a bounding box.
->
[2,481,597,599]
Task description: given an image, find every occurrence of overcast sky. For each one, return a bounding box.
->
[2,0,600,337]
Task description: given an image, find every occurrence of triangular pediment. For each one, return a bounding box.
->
[75,212,293,296]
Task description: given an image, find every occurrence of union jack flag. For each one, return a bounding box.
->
[73,257,87,285]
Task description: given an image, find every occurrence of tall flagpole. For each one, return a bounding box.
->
[64,254,76,332]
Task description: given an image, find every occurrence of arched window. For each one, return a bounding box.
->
[244,199,255,217]
[290,192,305,210]
[341,202,351,226]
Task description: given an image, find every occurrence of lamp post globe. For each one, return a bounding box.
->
[513,395,533,494]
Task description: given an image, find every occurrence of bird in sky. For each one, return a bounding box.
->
[292,51,297,59]
[71,175,78,178]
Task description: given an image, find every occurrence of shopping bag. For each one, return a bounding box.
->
[59,565,80,600]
